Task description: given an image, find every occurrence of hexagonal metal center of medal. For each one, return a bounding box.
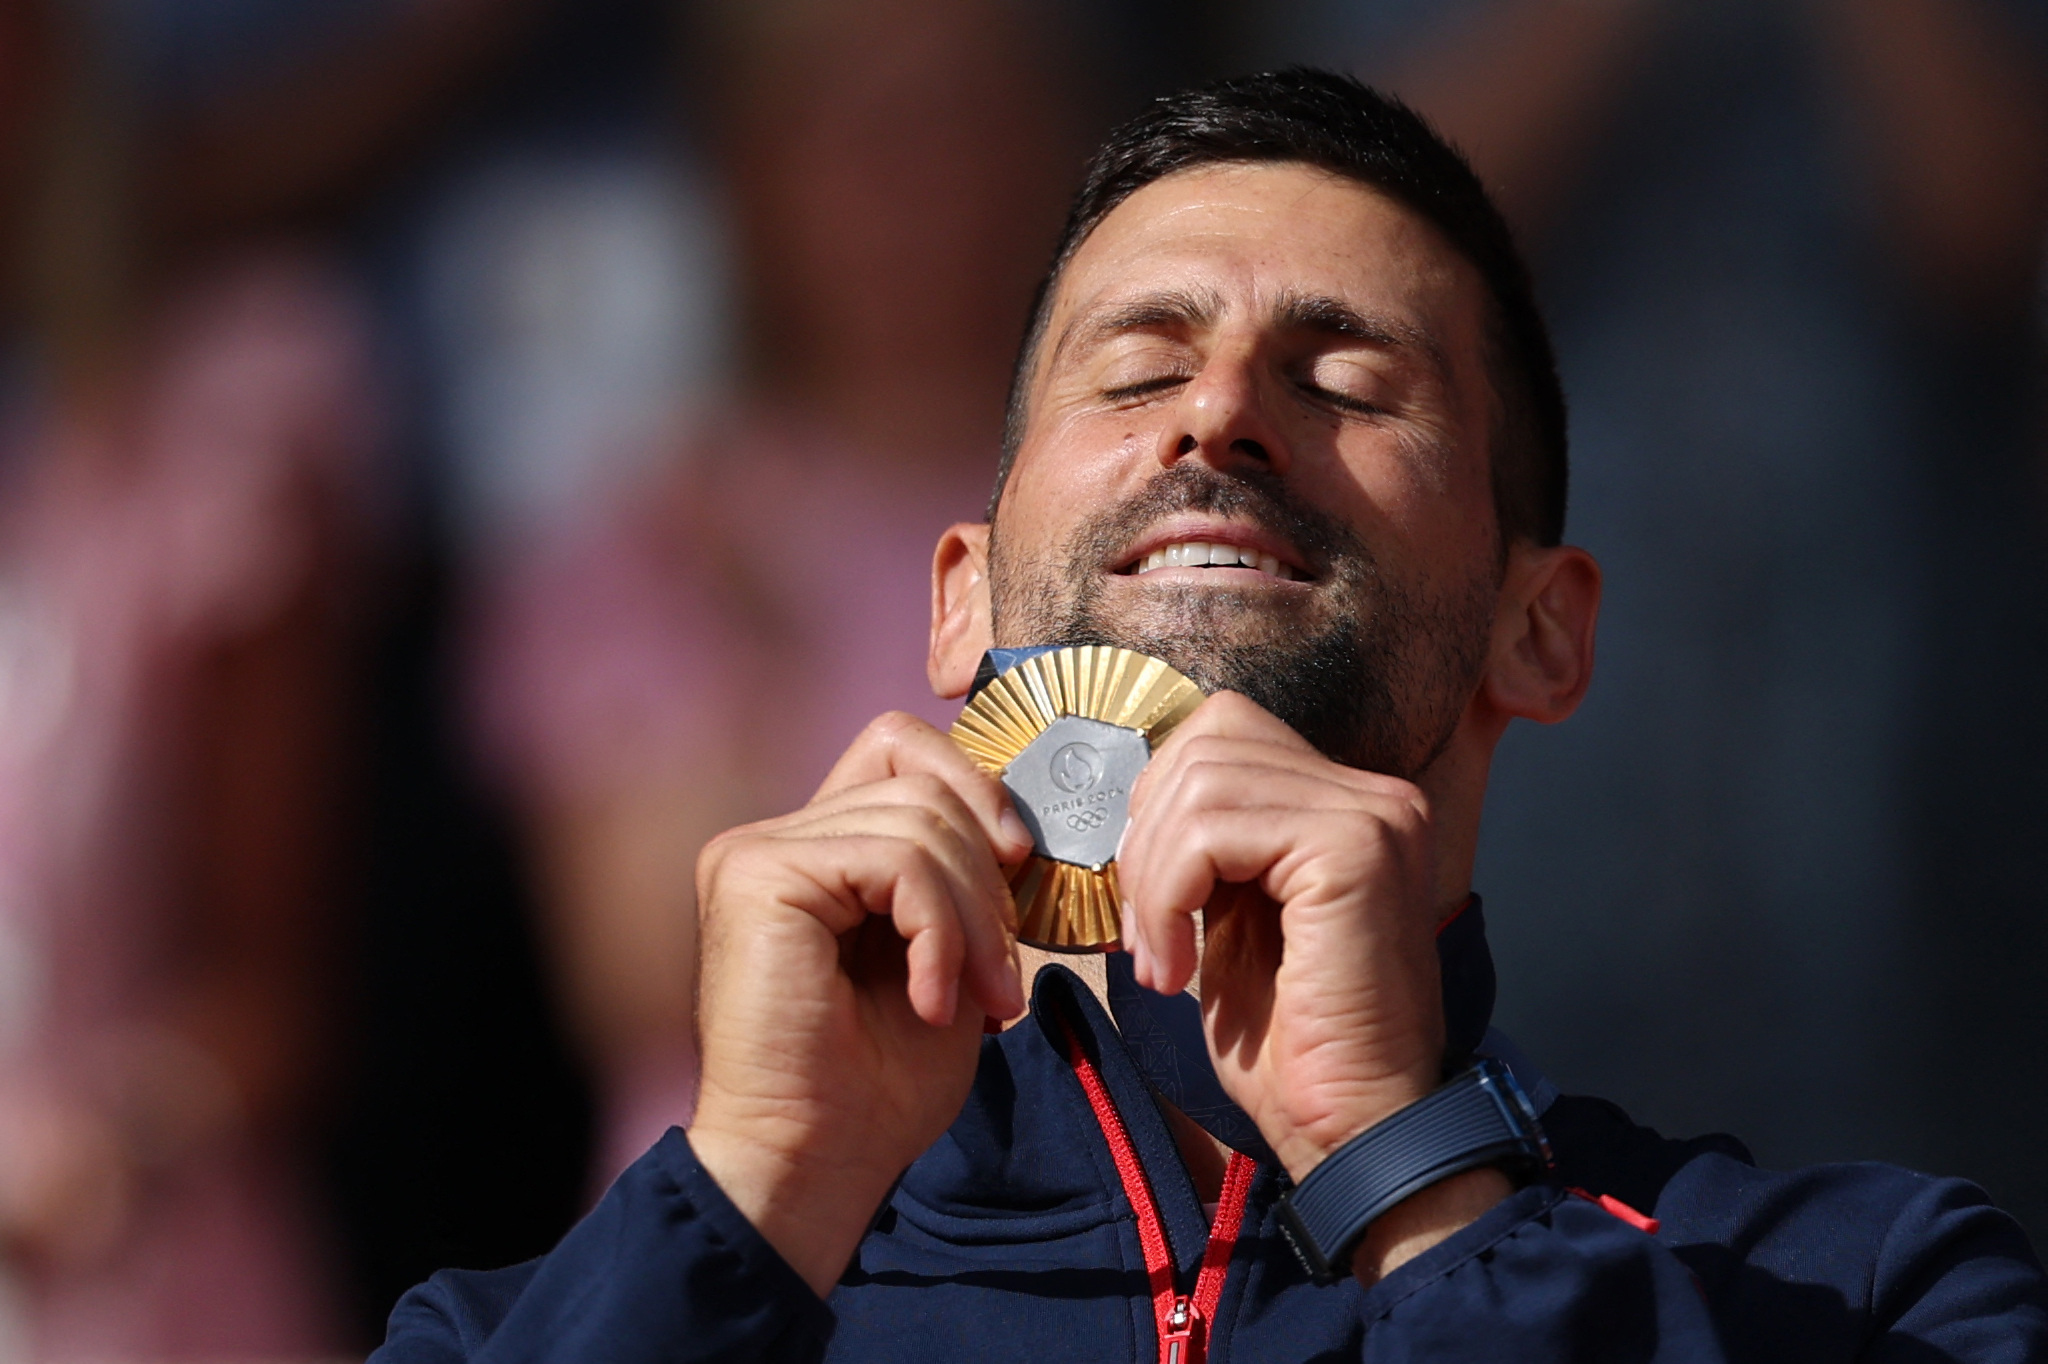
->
[1002,715,1150,870]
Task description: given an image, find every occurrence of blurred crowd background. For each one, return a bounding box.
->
[0,0,2043,1358]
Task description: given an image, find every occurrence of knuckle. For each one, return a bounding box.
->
[1342,808,1397,846]
[1205,690,1256,717]
[698,825,738,863]
[1389,792,1432,835]
[695,824,749,880]
[1179,749,1236,802]
[695,826,771,911]
[867,709,927,746]
[1179,759,1229,805]
[1356,769,1425,806]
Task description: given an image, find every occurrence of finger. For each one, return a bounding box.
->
[886,853,969,1027]
[1130,718,1301,837]
[774,793,1024,1020]
[1122,768,1426,994]
[875,790,1023,1022]
[746,827,976,1028]
[1124,733,1424,894]
[787,778,1024,1017]
[854,832,1016,1027]
[1132,730,1425,827]
[1150,690,1322,764]
[1122,745,1346,914]
[1122,801,1306,998]
[789,775,1014,906]
[816,711,1034,862]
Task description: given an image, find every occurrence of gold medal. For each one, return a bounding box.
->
[951,646,1203,951]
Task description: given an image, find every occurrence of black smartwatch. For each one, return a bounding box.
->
[1275,1057,1552,1284]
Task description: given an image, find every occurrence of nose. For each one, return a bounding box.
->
[1153,345,1291,479]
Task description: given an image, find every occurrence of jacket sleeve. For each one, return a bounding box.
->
[1354,1186,1732,1363]
[1353,1175,2048,1362]
[1870,1175,2048,1362]
[369,1128,837,1364]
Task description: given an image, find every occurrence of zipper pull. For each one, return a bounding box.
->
[1161,1295,1202,1364]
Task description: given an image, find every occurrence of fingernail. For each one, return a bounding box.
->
[1000,804,1032,852]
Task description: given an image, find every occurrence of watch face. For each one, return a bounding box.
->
[951,646,1203,950]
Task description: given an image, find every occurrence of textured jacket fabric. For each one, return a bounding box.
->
[371,907,2048,1362]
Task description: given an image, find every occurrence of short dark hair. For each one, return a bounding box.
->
[992,68,1568,548]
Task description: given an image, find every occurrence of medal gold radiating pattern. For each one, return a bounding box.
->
[951,646,1203,951]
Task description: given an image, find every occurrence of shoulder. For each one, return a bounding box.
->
[1545,1091,2048,1346]
[1549,1089,2009,1243]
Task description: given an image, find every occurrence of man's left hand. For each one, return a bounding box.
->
[1117,691,1510,1276]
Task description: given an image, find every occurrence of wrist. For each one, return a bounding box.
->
[1274,1058,1550,1285]
[1271,1070,1439,1184]
[687,1117,895,1298]
[1349,1166,1513,1286]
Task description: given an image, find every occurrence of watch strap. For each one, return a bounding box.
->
[1276,1057,1551,1284]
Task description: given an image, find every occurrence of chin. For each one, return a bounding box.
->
[1094,581,1326,643]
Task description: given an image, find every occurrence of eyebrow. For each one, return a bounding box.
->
[1047,286,1225,368]
[1047,285,1449,382]
[1272,291,1449,380]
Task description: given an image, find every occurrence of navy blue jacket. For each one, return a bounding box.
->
[372,906,2048,1361]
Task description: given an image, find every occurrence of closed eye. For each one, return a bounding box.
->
[1102,374,1191,404]
[1296,379,1386,416]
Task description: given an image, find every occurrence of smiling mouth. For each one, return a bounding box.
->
[1121,539,1304,581]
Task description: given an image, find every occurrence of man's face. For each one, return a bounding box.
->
[988,162,1506,778]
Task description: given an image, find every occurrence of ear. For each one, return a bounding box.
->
[929,522,994,698]
[1483,542,1601,724]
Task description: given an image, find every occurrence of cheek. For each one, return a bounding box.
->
[1318,458,1498,593]
[1005,417,1157,531]
[1332,417,1495,546]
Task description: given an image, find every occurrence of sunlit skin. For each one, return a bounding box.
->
[990,165,1497,654]
[690,162,1600,1299]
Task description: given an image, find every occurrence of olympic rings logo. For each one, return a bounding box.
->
[1065,807,1109,833]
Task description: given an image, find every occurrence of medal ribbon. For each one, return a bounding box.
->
[1059,1015,1255,1364]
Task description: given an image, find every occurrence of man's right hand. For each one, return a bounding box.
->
[688,712,1030,1298]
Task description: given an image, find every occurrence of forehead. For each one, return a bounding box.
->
[1043,161,1486,365]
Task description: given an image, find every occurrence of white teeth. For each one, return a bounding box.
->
[1134,540,1297,578]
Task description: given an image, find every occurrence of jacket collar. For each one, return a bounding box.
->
[892,896,1532,1256]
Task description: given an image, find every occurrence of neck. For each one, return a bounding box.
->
[1012,944,1108,1017]
[1415,709,1504,914]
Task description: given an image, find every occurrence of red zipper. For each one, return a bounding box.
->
[1060,1017,1256,1364]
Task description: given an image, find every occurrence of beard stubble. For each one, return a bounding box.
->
[986,463,1498,780]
